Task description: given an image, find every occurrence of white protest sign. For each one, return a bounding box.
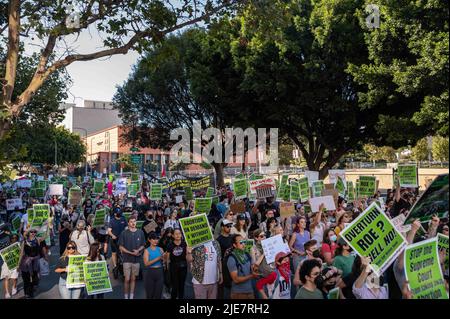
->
[176,195,183,204]
[6,198,23,211]
[261,234,291,264]
[309,195,337,213]
[16,179,32,188]
[391,214,411,234]
[37,176,44,181]
[248,177,277,194]
[114,178,127,195]
[328,170,346,185]
[49,184,64,196]
[304,171,319,187]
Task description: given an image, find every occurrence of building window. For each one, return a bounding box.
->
[146,154,153,162]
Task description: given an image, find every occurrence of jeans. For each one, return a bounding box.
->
[59,277,82,299]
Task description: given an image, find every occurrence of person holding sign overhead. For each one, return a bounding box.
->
[352,256,388,299]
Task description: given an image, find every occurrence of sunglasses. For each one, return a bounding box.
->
[258,235,266,238]
[67,246,75,250]
[224,225,232,228]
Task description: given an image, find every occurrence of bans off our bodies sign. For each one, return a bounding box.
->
[340,202,407,276]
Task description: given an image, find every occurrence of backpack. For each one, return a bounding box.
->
[222,248,251,288]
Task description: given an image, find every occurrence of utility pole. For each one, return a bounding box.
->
[54,139,58,167]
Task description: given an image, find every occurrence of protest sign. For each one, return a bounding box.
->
[437,234,449,274]
[248,177,276,194]
[261,234,291,264]
[35,188,45,198]
[123,212,132,221]
[67,186,82,207]
[0,242,21,270]
[212,196,219,205]
[36,180,47,190]
[16,179,32,188]
[404,238,448,299]
[11,215,21,232]
[49,184,63,196]
[405,174,448,225]
[128,182,139,197]
[311,180,324,197]
[256,185,273,199]
[83,260,113,295]
[398,164,418,188]
[298,177,310,202]
[176,195,184,204]
[235,173,245,179]
[390,214,411,234]
[304,171,319,187]
[143,220,158,234]
[194,198,212,214]
[206,187,215,198]
[131,173,139,182]
[184,186,194,201]
[67,255,87,288]
[115,178,127,195]
[242,239,254,255]
[136,220,145,229]
[93,180,105,194]
[328,287,340,299]
[230,201,246,214]
[289,181,300,202]
[328,170,346,185]
[233,179,248,199]
[340,202,407,276]
[6,198,23,211]
[335,176,346,198]
[92,209,106,228]
[357,176,377,198]
[31,204,50,229]
[280,202,295,219]
[321,189,339,208]
[347,181,356,201]
[309,196,336,213]
[150,183,163,200]
[179,214,213,248]
[277,175,289,200]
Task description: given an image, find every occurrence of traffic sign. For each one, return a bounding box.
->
[130,147,140,152]
[131,154,142,164]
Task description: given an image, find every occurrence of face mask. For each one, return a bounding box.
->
[325,283,336,291]
[312,250,321,258]
[330,235,337,242]
[314,276,324,287]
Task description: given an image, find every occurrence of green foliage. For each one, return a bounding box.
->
[363,144,397,162]
[432,136,449,162]
[115,154,139,173]
[411,138,429,162]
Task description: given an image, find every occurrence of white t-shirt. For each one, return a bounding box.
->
[21,213,28,230]
[268,272,291,299]
[192,242,218,285]
[311,222,325,245]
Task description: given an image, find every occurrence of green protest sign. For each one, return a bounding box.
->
[346,181,356,201]
[92,209,106,228]
[31,204,50,228]
[249,173,264,181]
[83,261,112,295]
[194,198,212,214]
[93,180,105,194]
[340,202,407,276]
[68,186,82,206]
[12,216,21,231]
[438,234,449,274]
[298,177,310,202]
[35,188,45,198]
[335,176,346,198]
[131,173,139,182]
[29,188,36,197]
[277,175,289,199]
[0,242,21,271]
[67,255,87,288]
[136,220,145,229]
[36,180,48,190]
[235,173,245,179]
[405,174,448,225]
[290,181,300,202]
[179,213,213,248]
[123,212,132,221]
[404,238,448,299]
[357,176,377,198]
[206,187,215,198]
[327,287,340,299]
[185,186,194,201]
[150,183,162,200]
[233,179,248,199]
[242,239,254,255]
[398,164,418,188]
[128,182,139,197]
[311,180,324,197]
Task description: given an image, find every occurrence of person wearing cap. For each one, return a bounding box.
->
[217,219,234,299]
[256,251,292,299]
[231,213,249,239]
[332,237,355,278]
[214,210,235,240]
[107,207,127,274]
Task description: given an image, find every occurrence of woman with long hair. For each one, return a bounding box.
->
[84,242,106,299]
[19,228,44,298]
[231,214,248,239]
[289,216,310,272]
[55,241,82,299]
[321,228,338,265]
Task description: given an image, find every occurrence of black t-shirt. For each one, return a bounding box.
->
[217,235,233,257]
[342,273,358,299]
[167,241,187,266]
[259,202,279,222]
[391,198,410,218]
[56,256,69,280]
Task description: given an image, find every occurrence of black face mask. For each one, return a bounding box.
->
[314,276,324,287]
[324,283,336,291]
[312,250,321,258]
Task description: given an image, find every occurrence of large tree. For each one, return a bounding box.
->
[0,0,243,140]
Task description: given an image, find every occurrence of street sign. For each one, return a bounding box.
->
[130,147,140,152]
[131,154,142,164]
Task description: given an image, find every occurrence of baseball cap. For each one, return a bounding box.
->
[275,251,292,263]
[237,213,246,220]
[337,237,347,246]
[222,219,233,227]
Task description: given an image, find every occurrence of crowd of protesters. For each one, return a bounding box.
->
[0,173,448,299]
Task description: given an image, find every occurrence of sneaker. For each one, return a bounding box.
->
[11,287,17,296]
[5,293,11,299]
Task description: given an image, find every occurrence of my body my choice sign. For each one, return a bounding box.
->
[340,202,407,276]
[179,214,213,248]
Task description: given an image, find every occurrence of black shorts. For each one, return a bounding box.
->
[111,238,119,253]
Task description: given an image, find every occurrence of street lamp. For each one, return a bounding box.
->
[73,127,88,176]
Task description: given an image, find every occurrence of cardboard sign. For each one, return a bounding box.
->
[404,237,448,299]
[179,214,213,248]
[6,198,23,211]
[280,202,295,219]
[83,260,112,295]
[0,242,21,271]
[398,164,418,188]
[68,186,82,206]
[233,179,248,199]
[150,183,163,201]
[261,234,291,264]
[304,171,319,187]
[230,201,246,214]
[340,203,407,276]
[324,183,335,190]
[309,196,337,213]
[143,220,158,234]
[49,184,63,196]
[67,255,87,288]
[194,198,212,214]
[321,189,339,208]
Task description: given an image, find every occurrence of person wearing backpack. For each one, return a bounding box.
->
[256,251,292,299]
[226,234,259,299]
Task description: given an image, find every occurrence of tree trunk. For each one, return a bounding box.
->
[0,120,11,141]
[212,162,226,188]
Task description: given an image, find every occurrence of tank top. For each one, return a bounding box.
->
[146,246,163,268]
[293,230,310,253]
